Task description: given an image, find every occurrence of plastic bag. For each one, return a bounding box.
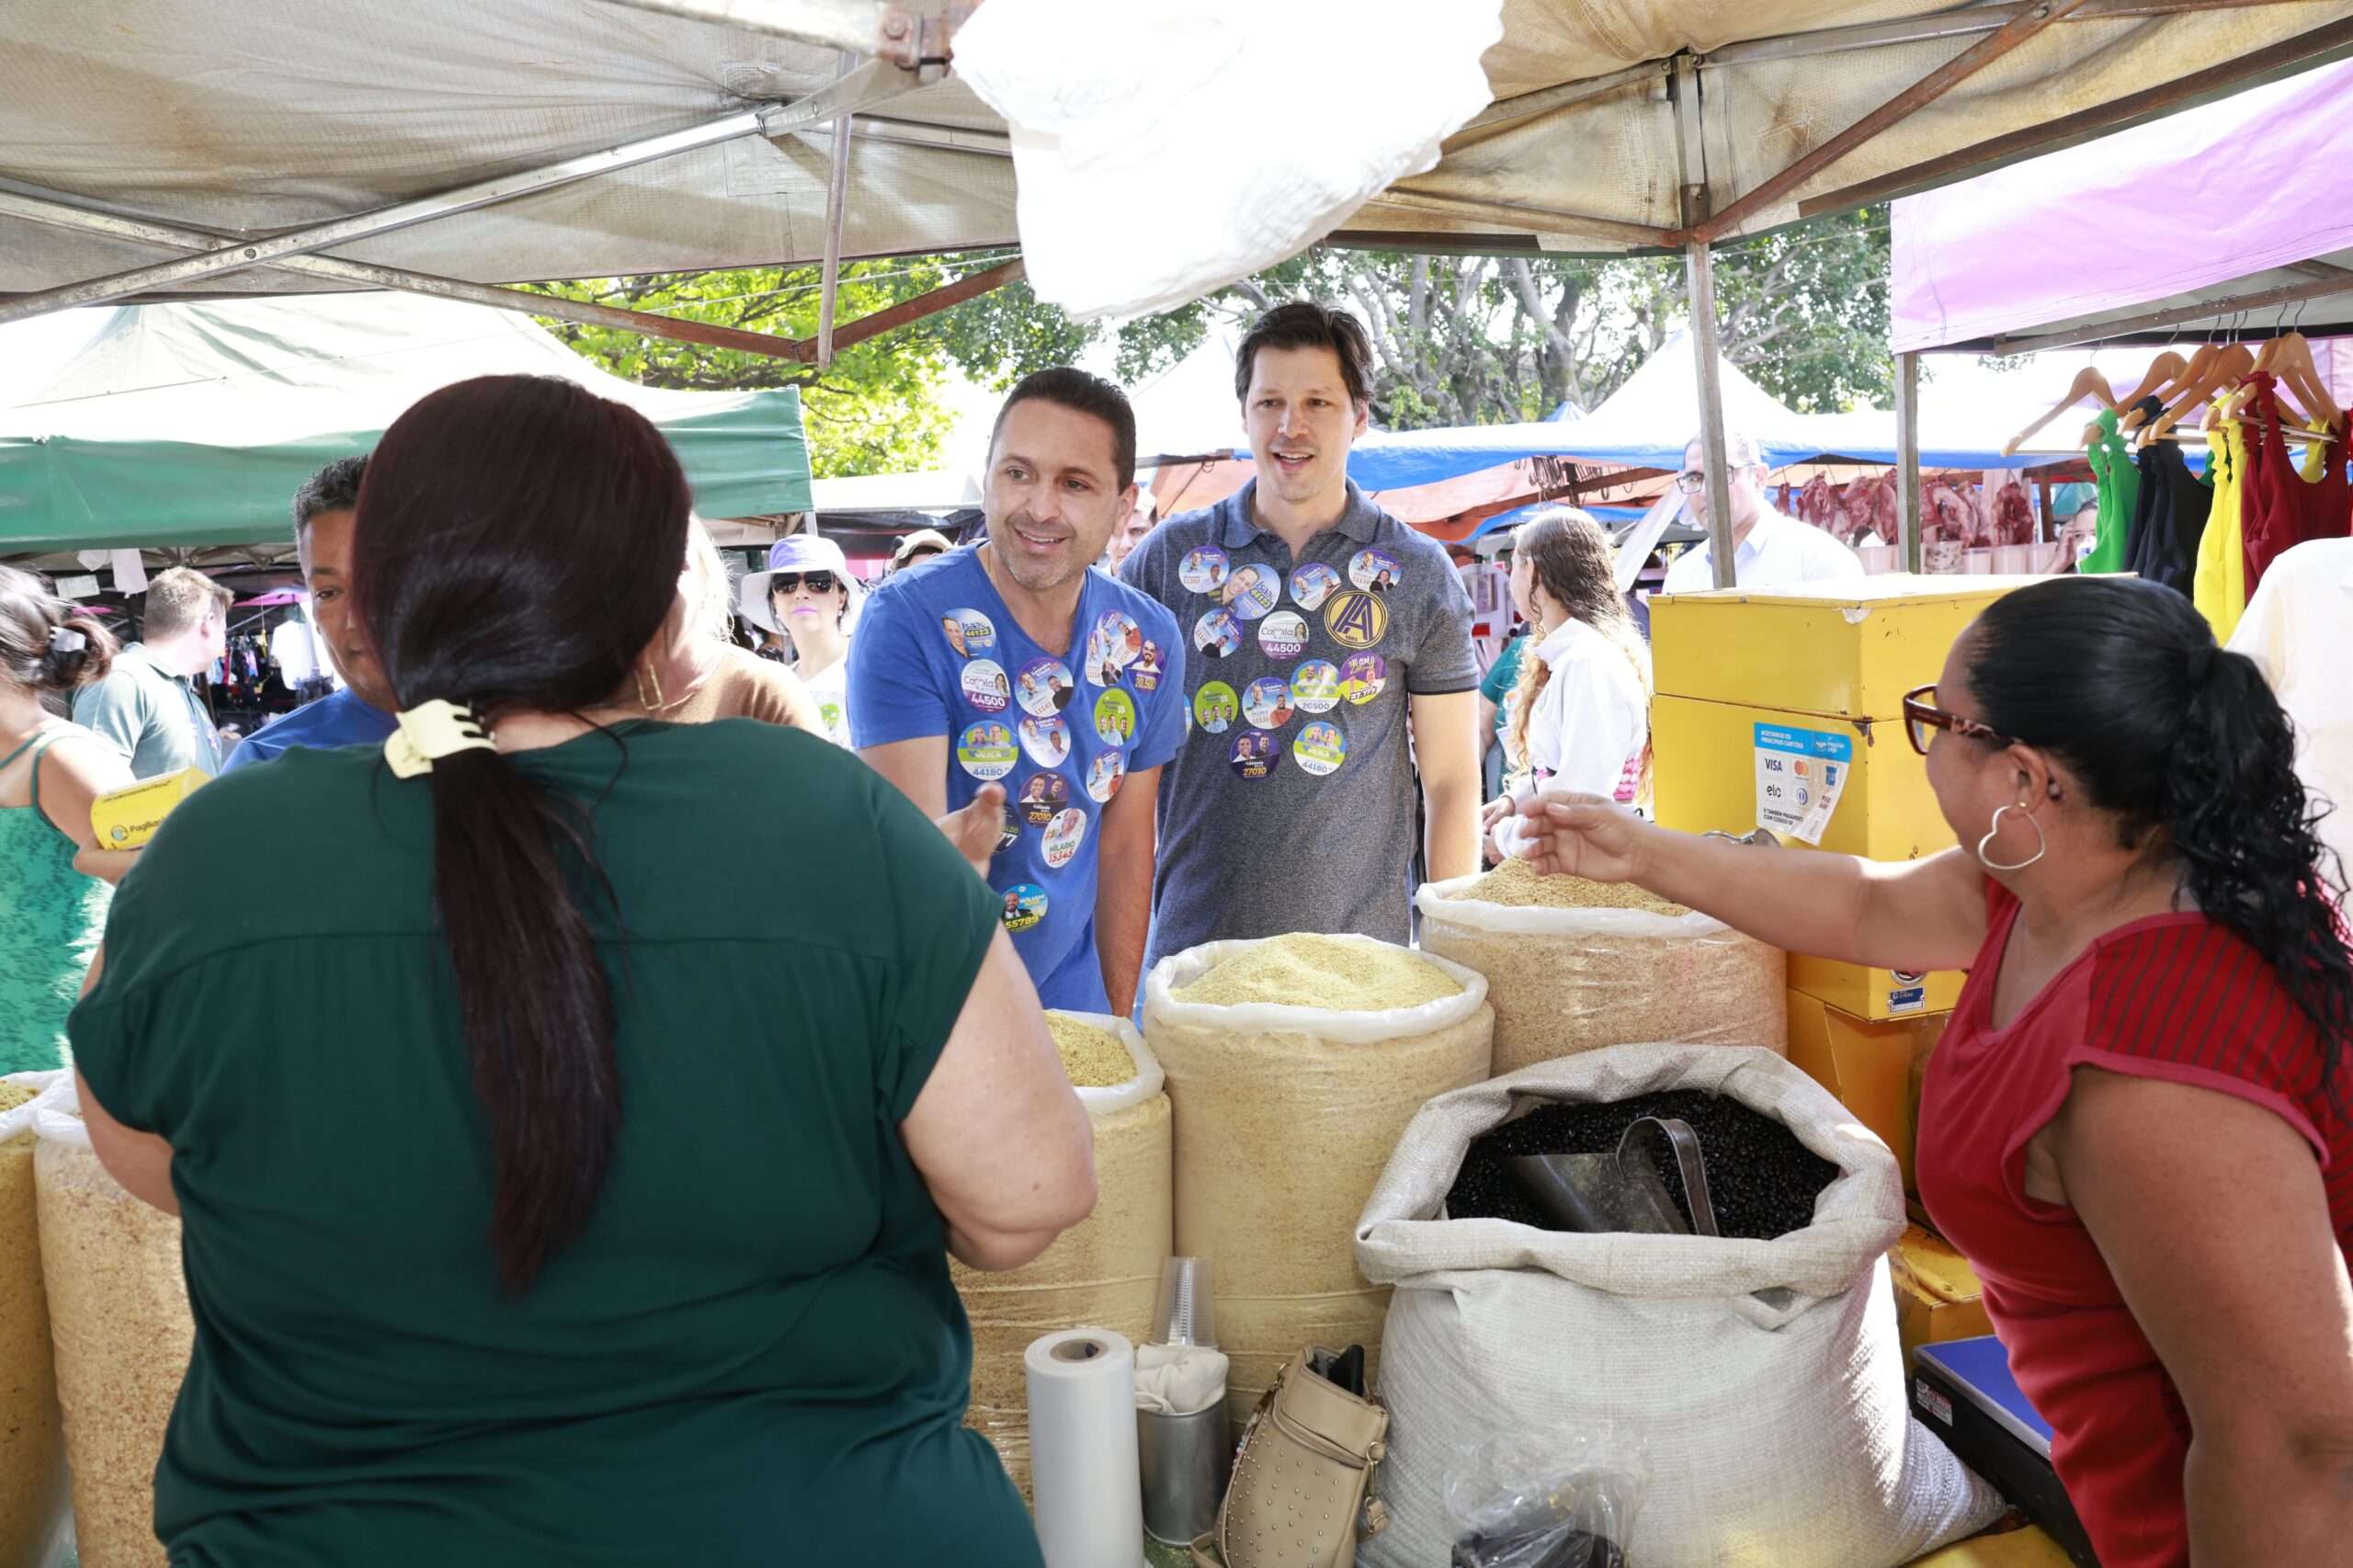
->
[0,1071,72,1568]
[1143,936,1493,1428]
[952,1013,1171,1495]
[1445,1433,1649,1568]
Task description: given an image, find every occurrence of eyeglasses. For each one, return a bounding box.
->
[1675,465,1761,494]
[1902,685,2020,756]
[770,571,839,594]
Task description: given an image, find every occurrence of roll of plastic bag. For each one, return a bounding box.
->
[1026,1327,1143,1568]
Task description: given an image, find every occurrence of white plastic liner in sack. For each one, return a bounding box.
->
[952,1014,1171,1496]
[31,1078,192,1568]
[1417,873,1786,1075]
[1143,937,1493,1430]
[1353,1043,2001,1568]
[0,1072,70,1568]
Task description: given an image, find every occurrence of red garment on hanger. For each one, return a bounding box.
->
[2238,372,2349,592]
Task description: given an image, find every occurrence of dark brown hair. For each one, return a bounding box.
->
[990,367,1138,490]
[1506,507,1650,782]
[1233,301,1373,409]
[351,374,690,1293]
[0,566,117,699]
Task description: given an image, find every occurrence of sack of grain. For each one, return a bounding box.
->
[953,1012,1171,1496]
[0,1073,71,1568]
[32,1082,192,1568]
[1142,934,1493,1430]
[1418,860,1784,1076]
[1353,1044,2002,1568]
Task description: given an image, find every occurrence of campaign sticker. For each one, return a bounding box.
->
[1041,808,1088,870]
[1086,748,1127,803]
[1290,562,1343,611]
[1131,640,1167,692]
[1194,607,1243,660]
[1340,653,1388,705]
[1016,657,1075,718]
[1019,714,1072,768]
[1017,771,1070,828]
[1256,610,1309,661]
[1349,548,1404,593]
[1243,676,1296,732]
[1221,562,1280,621]
[1290,660,1342,713]
[1095,688,1138,745]
[994,795,1022,856]
[961,658,1011,713]
[1179,545,1231,595]
[1294,720,1348,777]
[1228,730,1279,780]
[1193,681,1240,734]
[957,721,1017,781]
[1086,610,1142,686]
[941,609,997,659]
[1323,589,1389,651]
[1001,883,1047,934]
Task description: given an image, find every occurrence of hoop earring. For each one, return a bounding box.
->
[633,660,665,712]
[1976,803,2047,872]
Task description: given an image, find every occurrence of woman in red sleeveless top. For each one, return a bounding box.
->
[1515,576,2353,1568]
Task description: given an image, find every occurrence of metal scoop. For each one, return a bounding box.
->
[1506,1116,1721,1237]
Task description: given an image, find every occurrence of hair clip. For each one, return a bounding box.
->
[48,626,87,653]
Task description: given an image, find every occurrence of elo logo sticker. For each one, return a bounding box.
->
[1323,589,1388,650]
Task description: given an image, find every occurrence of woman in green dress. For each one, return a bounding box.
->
[69,376,1097,1567]
[0,567,129,1074]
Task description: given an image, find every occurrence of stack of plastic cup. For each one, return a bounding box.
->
[1138,1257,1232,1544]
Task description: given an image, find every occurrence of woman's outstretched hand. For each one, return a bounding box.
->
[935,782,1008,879]
[1514,790,1650,884]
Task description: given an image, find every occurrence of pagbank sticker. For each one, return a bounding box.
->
[1194,607,1243,660]
[1193,681,1240,735]
[961,659,1011,713]
[1086,748,1127,803]
[1131,640,1167,692]
[1256,611,1309,661]
[1349,548,1404,593]
[1016,657,1075,718]
[1179,545,1230,596]
[1323,589,1388,651]
[957,721,1017,781]
[1002,883,1048,934]
[1094,688,1137,745]
[1290,660,1342,714]
[1340,653,1388,706]
[1293,720,1348,778]
[1019,714,1072,768]
[1086,609,1142,686]
[1229,730,1279,780]
[940,609,997,659]
[1017,771,1070,828]
[1041,808,1088,869]
[1754,722,1854,846]
[1243,676,1295,732]
[1290,562,1342,611]
[1222,563,1280,621]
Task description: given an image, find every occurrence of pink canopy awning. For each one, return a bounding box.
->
[1892,61,2353,355]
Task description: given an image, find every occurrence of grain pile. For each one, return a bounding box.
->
[36,1135,193,1568]
[1144,936,1492,1429]
[955,1014,1170,1497]
[1419,867,1784,1076]
[0,1081,68,1568]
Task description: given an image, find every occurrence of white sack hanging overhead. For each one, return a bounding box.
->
[951,0,1506,322]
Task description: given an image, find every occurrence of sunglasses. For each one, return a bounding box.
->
[770,571,840,595]
[1901,685,2020,756]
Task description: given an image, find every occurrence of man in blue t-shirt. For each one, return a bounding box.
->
[224,456,398,772]
[850,369,1186,1016]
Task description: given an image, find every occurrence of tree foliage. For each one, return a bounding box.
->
[529,206,1891,474]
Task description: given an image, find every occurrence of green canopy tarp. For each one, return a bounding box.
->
[0,293,810,554]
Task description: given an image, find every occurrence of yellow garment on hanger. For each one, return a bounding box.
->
[2192,405,2249,642]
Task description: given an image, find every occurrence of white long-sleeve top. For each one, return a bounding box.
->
[1524,617,1649,803]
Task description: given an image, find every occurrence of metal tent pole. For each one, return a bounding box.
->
[1896,351,1924,573]
[1687,242,1737,591]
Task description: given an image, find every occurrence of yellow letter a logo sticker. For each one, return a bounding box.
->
[1322,589,1388,651]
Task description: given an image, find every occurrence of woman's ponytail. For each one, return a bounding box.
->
[0,567,118,699]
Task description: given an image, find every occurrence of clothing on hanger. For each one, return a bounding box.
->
[2083,408,2138,575]
[2124,398,2211,597]
[2191,402,2250,641]
[2240,372,2350,593]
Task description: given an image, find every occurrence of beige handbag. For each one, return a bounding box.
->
[1190,1348,1391,1568]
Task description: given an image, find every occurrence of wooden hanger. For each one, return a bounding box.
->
[2268,332,2341,431]
[2145,343,2255,446]
[2116,350,2191,432]
[2006,366,2119,457]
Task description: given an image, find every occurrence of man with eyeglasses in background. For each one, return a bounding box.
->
[1661,428,1865,593]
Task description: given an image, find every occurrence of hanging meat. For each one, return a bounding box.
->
[1923,479,1990,545]
[1842,472,1900,544]
[1989,480,2036,547]
[1794,472,1845,534]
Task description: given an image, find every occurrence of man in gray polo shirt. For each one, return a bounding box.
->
[72,565,230,778]
[1122,301,1483,969]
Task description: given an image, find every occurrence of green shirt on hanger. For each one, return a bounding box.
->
[71,719,1040,1568]
[2083,407,2140,575]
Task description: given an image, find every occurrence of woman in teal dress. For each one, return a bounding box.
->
[68,377,1098,1567]
[0,567,130,1074]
